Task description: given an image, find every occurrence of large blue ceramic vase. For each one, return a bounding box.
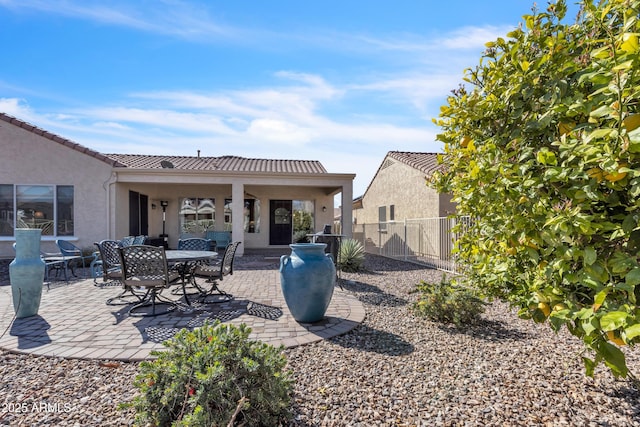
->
[10,228,45,318]
[280,243,336,323]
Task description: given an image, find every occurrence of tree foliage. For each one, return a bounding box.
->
[433,0,640,378]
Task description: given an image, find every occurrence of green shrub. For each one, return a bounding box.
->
[129,320,293,426]
[412,277,486,327]
[292,230,310,243]
[338,238,365,272]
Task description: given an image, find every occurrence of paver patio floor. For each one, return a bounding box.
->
[0,268,365,361]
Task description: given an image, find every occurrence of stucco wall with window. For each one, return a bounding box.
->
[353,157,446,225]
[0,123,113,257]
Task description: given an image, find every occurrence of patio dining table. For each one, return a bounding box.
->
[165,250,217,305]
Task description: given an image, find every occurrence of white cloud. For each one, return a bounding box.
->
[92,121,131,131]
[0,98,32,118]
[0,0,236,40]
[439,25,517,50]
[81,107,236,135]
[246,118,311,145]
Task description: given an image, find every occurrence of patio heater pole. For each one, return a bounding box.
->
[160,200,169,249]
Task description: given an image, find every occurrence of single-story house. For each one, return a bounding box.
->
[351,151,457,270]
[352,151,454,225]
[0,112,354,258]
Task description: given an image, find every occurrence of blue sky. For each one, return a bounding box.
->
[0,0,581,199]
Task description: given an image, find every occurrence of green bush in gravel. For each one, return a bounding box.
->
[338,238,365,272]
[128,320,293,426]
[292,230,310,243]
[412,277,486,327]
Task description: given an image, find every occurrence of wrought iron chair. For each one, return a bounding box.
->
[120,235,147,247]
[177,238,211,251]
[193,241,241,303]
[94,240,146,305]
[118,245,181,317]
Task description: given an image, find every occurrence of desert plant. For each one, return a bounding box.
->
[412,277,486,327]
[128,320,293,426]
[292,230,310,243]
[338,238,365,272]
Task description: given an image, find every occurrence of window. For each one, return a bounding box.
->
[0,184,74,237]
[179,198,215,234]
[224,198,260,233]
[224,199,232,231]
[378,206,387,231]
[390,204,395,222]
[244,199,260,233]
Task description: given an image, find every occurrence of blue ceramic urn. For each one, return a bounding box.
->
[10,228,45,318]
[280,243,336,323]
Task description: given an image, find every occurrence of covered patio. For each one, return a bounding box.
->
[0,258,365,361]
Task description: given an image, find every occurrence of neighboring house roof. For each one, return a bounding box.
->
[0,112,126,167]
[105,154,328,174]
[355,151,442,204]
[386,151,441,176]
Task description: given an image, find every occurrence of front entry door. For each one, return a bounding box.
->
[270,200,292,245]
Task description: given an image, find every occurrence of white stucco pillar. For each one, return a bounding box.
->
[105,172,118,240]
[231,182,244,256]
[341,181,353,238]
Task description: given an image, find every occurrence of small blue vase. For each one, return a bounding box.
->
[10,228,45,318]
[280,243,336,323]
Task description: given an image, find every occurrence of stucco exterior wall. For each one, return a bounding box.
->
[0,123,113,258]
[354,157,443,225]
[439,193,456,217]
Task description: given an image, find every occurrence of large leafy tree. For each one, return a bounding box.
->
[433,0,640,378]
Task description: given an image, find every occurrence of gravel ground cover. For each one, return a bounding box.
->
[0,254,639,426]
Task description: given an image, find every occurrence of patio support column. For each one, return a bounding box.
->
[341,182,353,238]
[105,172,117,239]
[231,182,244,256]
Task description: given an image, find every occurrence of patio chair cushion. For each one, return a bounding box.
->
[205,231,231,250]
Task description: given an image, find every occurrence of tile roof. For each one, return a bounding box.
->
[105,154,328,174]
[0,112,125,167]
[356,151,442,200]
[387,151,442,176]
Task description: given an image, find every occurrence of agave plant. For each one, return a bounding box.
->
[338,238,365,272]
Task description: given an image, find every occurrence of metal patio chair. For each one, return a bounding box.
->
[177,238,211,251]
[94,239,146,305]
[118,245,181,317]
[55,239,88,278]
[193,241,241,303]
